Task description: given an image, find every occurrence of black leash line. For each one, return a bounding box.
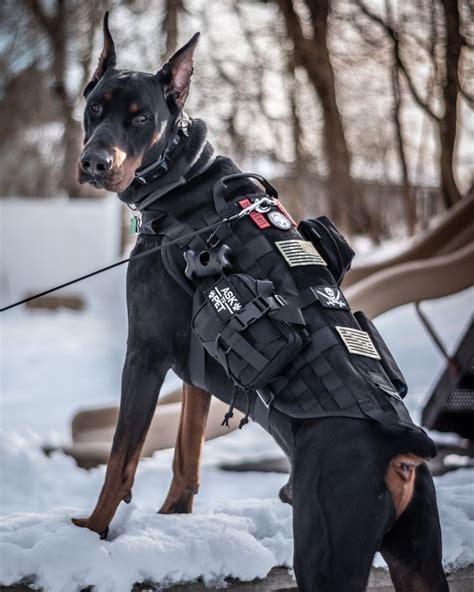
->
[0,214,241,313]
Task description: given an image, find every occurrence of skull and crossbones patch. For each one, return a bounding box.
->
[314,286,349,310]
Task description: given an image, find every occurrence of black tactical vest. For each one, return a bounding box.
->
[140,174,421,435]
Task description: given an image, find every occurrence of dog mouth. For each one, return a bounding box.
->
[77,165,135,193]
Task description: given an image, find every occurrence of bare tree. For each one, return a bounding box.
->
[161,0,184,58]
[2,0,470,235]
[355,0,470,209]
[275,0,373,236]
[438,0,466,206]
[390,55,416,235]
[285,47,311,221]
[21,0,108,197]
[385,0,417,235]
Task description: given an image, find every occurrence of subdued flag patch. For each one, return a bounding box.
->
[335,326,381,359]
[275,240,327,267]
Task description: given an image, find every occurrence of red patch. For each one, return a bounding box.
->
[275,200,296,226]
[238,199,271,229]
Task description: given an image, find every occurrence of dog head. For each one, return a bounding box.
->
[77,13,199,193]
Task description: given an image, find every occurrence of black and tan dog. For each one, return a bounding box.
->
[74,15,448,591]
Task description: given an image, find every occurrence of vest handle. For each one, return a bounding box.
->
[213,173,278,215]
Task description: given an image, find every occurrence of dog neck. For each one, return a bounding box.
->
[118,118,215,209]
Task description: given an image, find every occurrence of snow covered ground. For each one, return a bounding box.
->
[0,432,471,592]
[0,238,473,590]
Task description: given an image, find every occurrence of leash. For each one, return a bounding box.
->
[0,197,276,313]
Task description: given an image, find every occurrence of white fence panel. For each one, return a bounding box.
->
[0,197,124,309]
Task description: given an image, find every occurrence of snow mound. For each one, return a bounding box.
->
[0,433,292,591]
[435,469,474,571]
[0,503,292,592]
[0,434,473,591]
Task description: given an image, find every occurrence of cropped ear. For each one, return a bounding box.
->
[157,33,200,110]
[84,12,116,97]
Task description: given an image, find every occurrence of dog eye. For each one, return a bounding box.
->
[89,104,103,115]
[133,114,148,124]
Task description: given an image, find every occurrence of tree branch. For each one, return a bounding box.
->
[459,84,474,103]
[22,0,54,38]
[276,0,314,71]
[354,0,439,122]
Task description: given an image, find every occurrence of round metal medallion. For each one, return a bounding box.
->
[268,210,292,230]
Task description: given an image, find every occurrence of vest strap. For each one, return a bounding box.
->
[254,387,275,433]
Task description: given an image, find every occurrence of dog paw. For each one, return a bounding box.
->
[159,492,194,514]
[123,490,132,504]
[71,516,109,538]
[71,517,89,528]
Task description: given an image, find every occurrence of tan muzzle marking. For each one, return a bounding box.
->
[113,147,127,167]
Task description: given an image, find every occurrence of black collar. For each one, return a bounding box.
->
[119,115,215,211]
[134,112,191,186]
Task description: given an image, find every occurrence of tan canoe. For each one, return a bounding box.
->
[64,388,242,468]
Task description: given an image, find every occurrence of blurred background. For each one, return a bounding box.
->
[0,0,473,466]
[0,2,473,589]
[0,0,473,479]
[0,0,472,233]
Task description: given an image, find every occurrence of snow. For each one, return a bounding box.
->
[351,236,407,264]
[0,432,472,591]
[0,506,289,592]
[0,429,291,591]
[0,207,473,589]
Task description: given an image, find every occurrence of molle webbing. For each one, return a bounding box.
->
[146,185,418,434]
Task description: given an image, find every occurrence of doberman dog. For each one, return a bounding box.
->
[74,15,449,591]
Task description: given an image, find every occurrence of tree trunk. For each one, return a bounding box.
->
[50,1,87,197]
[438,0,462,208]
[392,72,416,234]
[355,0,463,215]
[286,49,308,222]
[389,61,416,233]
[62,116,86,197]
[277,0,376,238]
[383,0,417,235]
[25,0,88,197]
[162,0,182,58]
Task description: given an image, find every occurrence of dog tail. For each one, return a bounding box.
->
[384,425,438,460]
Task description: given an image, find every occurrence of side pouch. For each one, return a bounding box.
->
[192,273,307,390]
[354,311,408,399]
[298,216,355,285]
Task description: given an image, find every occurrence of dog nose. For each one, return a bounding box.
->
[80,152,113,177]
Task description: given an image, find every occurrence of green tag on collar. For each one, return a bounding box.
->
[129,217,139,235]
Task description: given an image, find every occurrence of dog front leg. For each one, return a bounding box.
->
[159,384,211,514]
[72,352,168,536]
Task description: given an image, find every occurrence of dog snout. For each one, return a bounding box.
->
[80,150,113,178]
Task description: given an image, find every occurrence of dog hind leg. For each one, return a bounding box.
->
[159,384,211,514]
[291,419,394,592]
[72,352,168,536]
[381,462,449,591]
